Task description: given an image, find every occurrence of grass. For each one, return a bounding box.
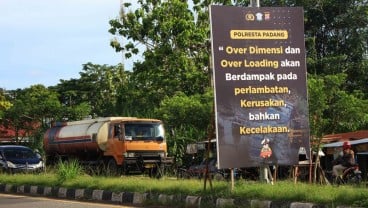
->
[55,159,83,184]
[1,161,367,207]
[1,172,368,207]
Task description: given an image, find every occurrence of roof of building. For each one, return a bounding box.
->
[322,138,368,148]
[322,130,368,143]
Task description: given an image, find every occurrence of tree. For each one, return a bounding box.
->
[54,63,127,117]
[2,85,62,147]
[155,91,213,131]
[308,74,330,183]
[154,91,213,165]
[308,75,328,140]
[321,74,368,133]
[0,88,12,119]
[109,0,211,113]
[308,73,368,183]
[261,0,368,95]
[308,73,368,138]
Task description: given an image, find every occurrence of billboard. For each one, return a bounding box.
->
[210,5,310,168]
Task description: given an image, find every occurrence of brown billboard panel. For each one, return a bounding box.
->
[210,5,310,168]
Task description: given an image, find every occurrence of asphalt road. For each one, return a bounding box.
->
[0,193,140,208]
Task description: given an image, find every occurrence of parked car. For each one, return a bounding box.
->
[0,145,44,173]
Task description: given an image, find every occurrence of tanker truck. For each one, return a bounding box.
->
[43,117,173,177]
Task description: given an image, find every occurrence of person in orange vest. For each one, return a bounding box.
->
[332,141,355,177]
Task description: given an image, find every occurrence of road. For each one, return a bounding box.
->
[0,193,140,208]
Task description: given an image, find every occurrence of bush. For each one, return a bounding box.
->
[56,159,83,184]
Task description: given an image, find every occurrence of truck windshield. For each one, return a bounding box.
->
[124,123,164,141]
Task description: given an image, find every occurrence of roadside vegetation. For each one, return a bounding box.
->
[1,161,368,207]
[55,159,83,184]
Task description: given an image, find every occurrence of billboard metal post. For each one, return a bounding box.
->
[249,0,260,7]
[204,49,214,191]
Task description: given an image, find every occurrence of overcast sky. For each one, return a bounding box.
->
[0,0,132,90]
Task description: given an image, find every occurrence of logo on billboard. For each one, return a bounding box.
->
[256,12,263,21]
[245,11,271,22]
[264,12,270,20]
[245,13,255,21]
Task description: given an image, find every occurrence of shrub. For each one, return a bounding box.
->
[56,159,83,184]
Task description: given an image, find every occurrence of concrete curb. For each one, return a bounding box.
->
[0,183,362,208]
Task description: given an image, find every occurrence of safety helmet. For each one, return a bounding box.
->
[261,138,270,145]
[343,141,351,150]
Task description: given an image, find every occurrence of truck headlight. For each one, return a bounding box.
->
[159,152,165,158]
[124,152,135,157]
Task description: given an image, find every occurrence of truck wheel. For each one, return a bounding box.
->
[149,166,162,179]
[107,159,119,176]
[213,172,225,181]
[122,161,129,175]
[148,167,156,178]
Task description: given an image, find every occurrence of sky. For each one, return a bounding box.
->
[0,0,134,90]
